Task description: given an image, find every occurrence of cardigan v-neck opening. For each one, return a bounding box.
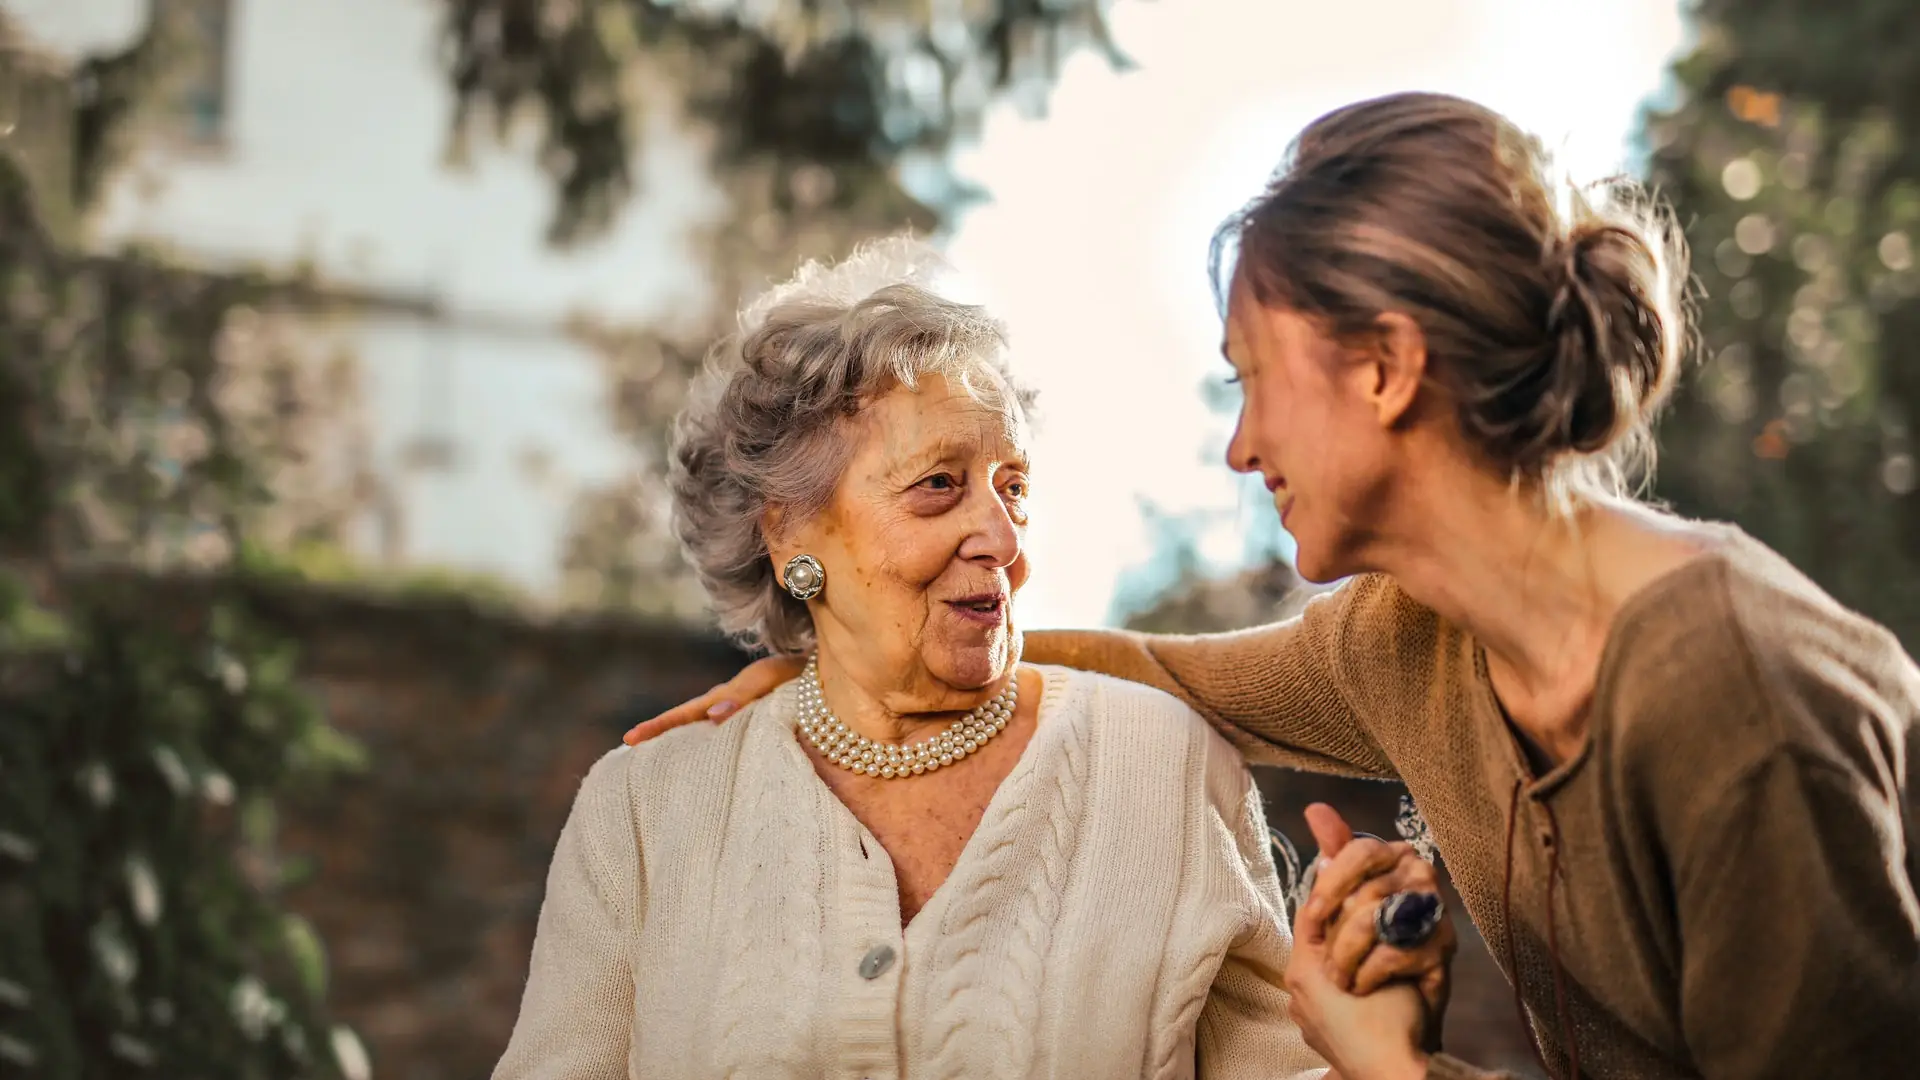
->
[774,664,1073,936]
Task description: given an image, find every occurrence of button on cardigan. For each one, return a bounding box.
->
[492,666,1327,1080]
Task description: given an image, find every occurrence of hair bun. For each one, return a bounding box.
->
[1217,92,1690,497]
[1531,217,1681,464]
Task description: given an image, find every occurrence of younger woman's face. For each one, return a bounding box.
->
[1222,273,1401,583]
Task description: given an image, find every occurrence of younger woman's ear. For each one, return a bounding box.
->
[1365,312,1428,428]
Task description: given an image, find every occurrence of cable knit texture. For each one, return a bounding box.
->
[492,666,1326,1080]
[1026,525,1920,1080]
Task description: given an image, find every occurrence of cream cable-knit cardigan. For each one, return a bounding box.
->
[493,665,1327,1080]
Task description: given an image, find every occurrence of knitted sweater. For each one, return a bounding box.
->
[1027,527,1920,1079]
[493,666,1328,1080]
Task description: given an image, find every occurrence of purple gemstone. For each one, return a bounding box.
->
[1379,891,1444,948]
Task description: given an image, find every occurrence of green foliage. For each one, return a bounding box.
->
[68,7,167,215]
[0,136,360,1077]
[438,0,1128,244]
[0,0,221,223]
[0,590,356,1079]
[1645,0,1920,647]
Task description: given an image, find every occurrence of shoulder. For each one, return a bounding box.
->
[627,693,769,774]
[1277,573,1440,650]
[649,679,794,769]
[1036,665,1257,812]
[1351,572,1450,659]
[1198,573,1448,690]
[1605,531,1919,780]
[564,685,803,877]
[555,744,644,881]
[1319,573,1459,716]
[585,682,796,820]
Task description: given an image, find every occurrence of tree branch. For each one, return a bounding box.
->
[70,0,169,213]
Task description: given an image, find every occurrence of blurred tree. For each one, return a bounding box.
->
[1,10,375,1077]
[1644,0,1920,647]
[1121,556,1320,636]
[438,0,1128,245]
[0,148,366,1077]
[440,0,1133,615]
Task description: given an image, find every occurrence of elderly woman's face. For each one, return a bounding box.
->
[780,373,1031,700]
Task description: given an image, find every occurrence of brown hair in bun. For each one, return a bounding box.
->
[1215,91,1690,501]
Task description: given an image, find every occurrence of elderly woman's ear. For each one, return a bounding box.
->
[760,505,791,558]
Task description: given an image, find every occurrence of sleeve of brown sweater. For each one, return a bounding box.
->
[1608,556,1920,1079]
[1023,579,1397,779]
[1668,745,1919,1078]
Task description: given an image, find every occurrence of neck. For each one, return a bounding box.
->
[810,649,1003,744]
[1364,468,1629,761]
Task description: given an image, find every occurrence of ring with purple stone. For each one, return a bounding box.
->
[1374,889,1445,949]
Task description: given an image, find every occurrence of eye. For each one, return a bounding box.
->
[917,473,959,492]
[999,474,1032,525]
[1224,374,1243,385]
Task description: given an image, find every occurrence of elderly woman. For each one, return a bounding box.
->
[492,241,1339,1080]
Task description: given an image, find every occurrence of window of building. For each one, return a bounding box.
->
[161,0,232,147]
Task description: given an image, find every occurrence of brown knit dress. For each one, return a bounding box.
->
[1025,527,1920,1079]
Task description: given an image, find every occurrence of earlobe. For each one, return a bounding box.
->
[781,554,826,600]
[1370,312,1427,427]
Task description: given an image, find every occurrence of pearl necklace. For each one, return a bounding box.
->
[796,655,1016,779]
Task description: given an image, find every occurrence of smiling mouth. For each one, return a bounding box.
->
[1268,480,1293,521]
[947,595,1007,623]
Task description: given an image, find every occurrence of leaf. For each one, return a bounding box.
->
[282,915,328,1000]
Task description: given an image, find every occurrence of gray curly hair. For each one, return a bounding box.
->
[670,237,1037,655]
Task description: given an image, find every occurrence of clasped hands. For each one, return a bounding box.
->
[1287,803,1457,1080]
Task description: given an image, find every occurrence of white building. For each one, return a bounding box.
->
[10,0,724,594]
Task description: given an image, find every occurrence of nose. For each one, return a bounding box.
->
[956,487,1023,569]
[1226,415,1259,475]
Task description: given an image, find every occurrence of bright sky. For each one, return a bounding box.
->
[946,0,1686,627]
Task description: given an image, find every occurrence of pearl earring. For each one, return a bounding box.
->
[782,554,825,600]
